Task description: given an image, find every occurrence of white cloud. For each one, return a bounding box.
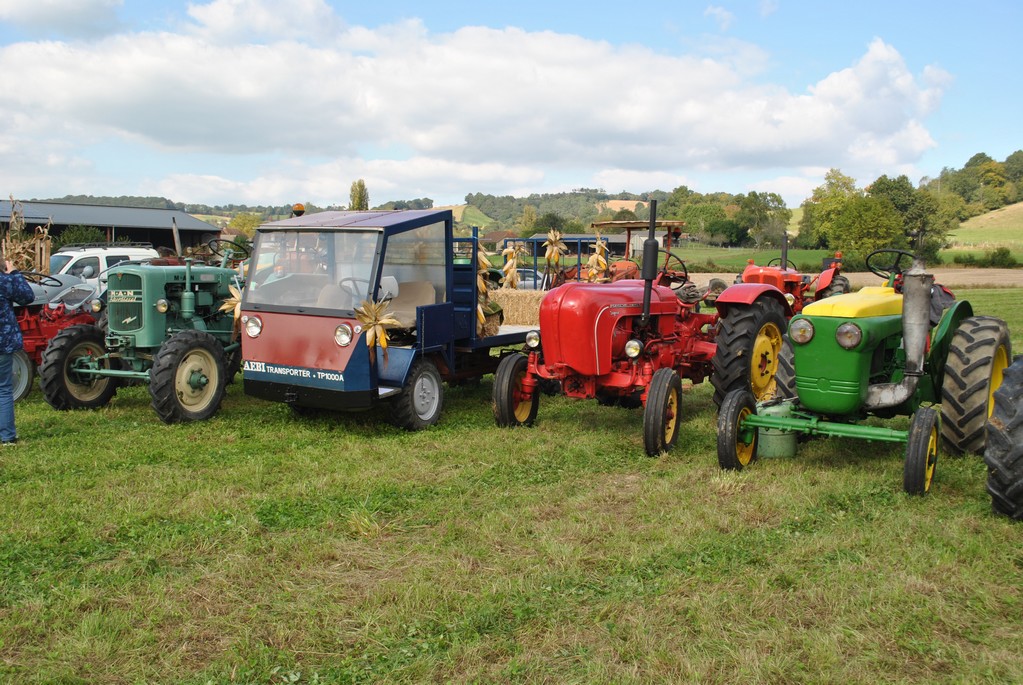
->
[0,0,123,37]
[704,5,735,31]
[0,2,948,206]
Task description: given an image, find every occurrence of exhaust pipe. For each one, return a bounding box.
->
[639,200,660,328]
[864,256,933,410]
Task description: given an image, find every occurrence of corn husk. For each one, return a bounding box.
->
[355,299,400,361]
[218,284,244,340]
[542,230,567,268]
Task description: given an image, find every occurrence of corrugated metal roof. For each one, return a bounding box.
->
[0,200,219,233]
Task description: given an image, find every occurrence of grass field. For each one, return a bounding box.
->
[2,290,1022,683]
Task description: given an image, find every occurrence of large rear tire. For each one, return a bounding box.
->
[817,274,851,299]
[642,368,682,456]
[39,325,118,410]
[984,357,1023,520]
[391,358,443,431]
[12,349,34,402]
[149,330,227,423]
[493,353,538,427]
[904,407,939,495]
[712,298,788,407]
[941,316,1011,454]
[717,389,758,470]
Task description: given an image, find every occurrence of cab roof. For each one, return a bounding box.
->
[260,209,451,231]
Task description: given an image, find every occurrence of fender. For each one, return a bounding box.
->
[714,282,793,317]
[815,267,838,295]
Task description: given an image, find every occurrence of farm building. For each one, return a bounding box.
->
[0,200,222,251]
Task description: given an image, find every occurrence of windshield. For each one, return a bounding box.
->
[50,254,73,273]
[245,230,378,309]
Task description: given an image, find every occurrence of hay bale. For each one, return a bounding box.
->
[491,289,545,326]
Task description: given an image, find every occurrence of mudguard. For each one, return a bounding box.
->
[714,283,793,317]
[816,267,838,293]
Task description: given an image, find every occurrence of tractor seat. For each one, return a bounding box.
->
[384,281,437,329]
[801,286,901,318]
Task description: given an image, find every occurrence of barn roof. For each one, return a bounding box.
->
[0,200,219,233]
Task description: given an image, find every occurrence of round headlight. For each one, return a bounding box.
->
[624,339,643,359]
[836,322,863,350]
[244,315,263,338]
[789,318,815,344]
[335,323,354,346]
[525,330,541,349]
[784,293,796,306]
[90,298,103,313]
[155,298,170,313]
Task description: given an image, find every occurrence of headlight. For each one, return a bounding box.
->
[624,339,643,358]
[784,293,796,306]
[244,315,263,338]
[525,330,541,349]
[789,318,814,344]
[335,323,354,346]
[155,298,170,313]
[836,322,863,349]
[90,298,103,313]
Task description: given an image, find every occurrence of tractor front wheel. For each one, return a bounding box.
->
[391,358,444,431]
[984,357,1023,520]
[39,325,118,410]
[493,353,538,427]
[718,389,758,470]
[904,407,939,495]
[817,274,851,299]
[712,298,788,407]
[643,368,682,456]
[12,350,34,402]
[941,316,1011,454]
[149,330,227,423]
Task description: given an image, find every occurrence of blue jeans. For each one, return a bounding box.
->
[0,352,15,442]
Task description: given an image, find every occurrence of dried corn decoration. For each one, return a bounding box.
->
[355,300,400,362]
[218,285,244,341]
[585,231,609,282]
[501,241,527,289]
[543,229,567,269]
[476,251,493,333]
[3,196,50,271]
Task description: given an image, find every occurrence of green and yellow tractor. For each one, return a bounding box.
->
[717,249,1011,494]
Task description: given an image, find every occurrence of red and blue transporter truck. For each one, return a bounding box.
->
[238,209,529,429]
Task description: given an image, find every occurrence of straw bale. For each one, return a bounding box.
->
[490,289,545,326]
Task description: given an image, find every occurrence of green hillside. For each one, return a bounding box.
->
[952,201,1023,246]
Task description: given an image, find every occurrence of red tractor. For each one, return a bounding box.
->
[493,201,795,456]
[13,272,98,400]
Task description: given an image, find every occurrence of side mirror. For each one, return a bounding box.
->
[378,276,400,300]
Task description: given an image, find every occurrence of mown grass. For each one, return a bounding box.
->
[1,290,1022,683]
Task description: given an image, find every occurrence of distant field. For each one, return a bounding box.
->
[951,201,1023,246]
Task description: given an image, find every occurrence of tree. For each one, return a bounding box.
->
[227,212,263,237]
[831,195,906,256]
[735,192,790,248]
[535,211,566,232]
[1003,150,1023,185]
[349,179,369,211]
[798,169,862,248]
[516,205,538,236]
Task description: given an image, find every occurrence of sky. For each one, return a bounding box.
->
[0,0,1019,210]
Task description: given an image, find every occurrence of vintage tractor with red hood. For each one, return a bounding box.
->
[493,201,795,456]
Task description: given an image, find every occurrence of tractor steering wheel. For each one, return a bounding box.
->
[21,271,64,288]
[766,257,798,271]
[659,250,690,290]
[865,249,915,281]
[208,238,251,261]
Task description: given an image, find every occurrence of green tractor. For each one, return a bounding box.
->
[717,249,1011,495]
[39,239,248,423]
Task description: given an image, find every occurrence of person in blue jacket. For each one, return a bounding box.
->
[0,258,36,444]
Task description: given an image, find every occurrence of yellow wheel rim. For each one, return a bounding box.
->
[988,344,1009,417]
[750,322,783,400]
[512,370,532,422]
[663,386,679,442]
[736,405,755,466]
[922,425,938,492]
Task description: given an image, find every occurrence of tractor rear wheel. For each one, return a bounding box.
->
[817,274,851,299]
[493,353,538,427]
[149,330,227,423]
[39,325,118,410]
[643,368,682,456]
[717,389,758,470]
[904,407,939,495]
[12,350,34,402]
[391,358,443,431]
[712,298,788,407]
[941,316,1011,454]
[984,357,1023,520]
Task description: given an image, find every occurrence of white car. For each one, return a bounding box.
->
[49,243,160,294]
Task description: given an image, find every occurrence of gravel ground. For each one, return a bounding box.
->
[687,268,1023,290]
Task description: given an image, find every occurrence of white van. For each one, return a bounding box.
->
[49,243,160,293]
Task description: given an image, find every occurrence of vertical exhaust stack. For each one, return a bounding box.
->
[639,200,660,329]
[864,256,933,410]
